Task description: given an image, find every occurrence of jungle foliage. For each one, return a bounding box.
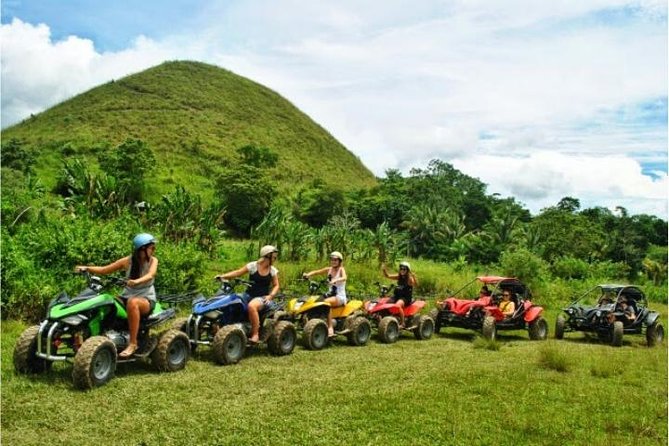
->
[2,134,666,320]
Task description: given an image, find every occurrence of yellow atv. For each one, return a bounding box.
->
[286,279,371,350]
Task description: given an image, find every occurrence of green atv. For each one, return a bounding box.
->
[13,271,190,389]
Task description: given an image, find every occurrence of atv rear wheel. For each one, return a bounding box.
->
[413,315,435,340]
[482,316,496,341]
[611,321,624,347]
[646,321,664,347]
[212,326,247,365]
[555,317,566,340]
[268,321,297,356]
[14,325,51,374]
[428,309,441,334]
[378,316,400,344]
[346,317,371,346]
[529,317,548,340]
[152,329,190,371]
[303,318,328,350]
[73,336,117,390]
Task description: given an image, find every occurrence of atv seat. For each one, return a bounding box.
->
[144,308,176,326]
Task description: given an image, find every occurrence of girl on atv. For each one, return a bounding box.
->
[215,245,280,344]
[382,261,417,328]
[75,233,158,358]
[303,251,347,337]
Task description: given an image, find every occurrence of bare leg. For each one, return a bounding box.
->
[397,300,405,327]
[324,297,339,336]
[120,297,150,357]
[248,298,264,343]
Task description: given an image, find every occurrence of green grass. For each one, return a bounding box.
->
[1,61,376,197]
[2,307,667,446]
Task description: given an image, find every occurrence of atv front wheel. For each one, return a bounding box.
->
[482,316,496,341]
[378,316,400,344]
[73,336,117,390]
[212,326,247,365]
[529,317,548,340]
[413,315,435,340]
[346,317,371,346]
[14,325,51,374]
[171,317,188,333]
[152,329,190,371]
[303,318,328,350]
[646,321,664,347]
[555,317,566,340]
[268,321,297,356]
[611,321,624,347]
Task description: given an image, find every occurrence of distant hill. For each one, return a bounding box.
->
[1,61,376,198]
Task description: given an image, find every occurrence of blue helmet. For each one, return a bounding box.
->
[133,233,156,250]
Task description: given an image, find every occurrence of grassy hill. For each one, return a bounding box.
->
[1,60,376,198]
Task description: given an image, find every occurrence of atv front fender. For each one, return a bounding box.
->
[524,306,544,323]
[645,312,660,326]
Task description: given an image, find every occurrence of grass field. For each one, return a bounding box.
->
[1,305,667,446]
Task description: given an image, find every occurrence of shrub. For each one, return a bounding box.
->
[538,344,571,373]
[498,248,550,285]
[551,256,590,279]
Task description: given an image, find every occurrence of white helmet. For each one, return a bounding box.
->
[399,261,411,270]
[260,245,278,257]
[330,251,343,261]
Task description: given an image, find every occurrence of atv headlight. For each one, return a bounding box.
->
[595,310,601,318]
[567,308,574,315]
[294,302,303,310]
[61,315,88,326]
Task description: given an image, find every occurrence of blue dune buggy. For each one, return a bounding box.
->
[172,278,297,364]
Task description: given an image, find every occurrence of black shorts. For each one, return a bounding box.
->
[391,296,412,306]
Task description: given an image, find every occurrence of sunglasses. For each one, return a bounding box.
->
[502,293,510,297]
[399,267,408,270]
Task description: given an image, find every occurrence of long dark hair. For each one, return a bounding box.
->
[129,245,152,280]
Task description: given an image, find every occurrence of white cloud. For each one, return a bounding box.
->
[0,18,173,126]
[452,151,668,215]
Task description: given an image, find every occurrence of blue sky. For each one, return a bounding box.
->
[1,0,667,217]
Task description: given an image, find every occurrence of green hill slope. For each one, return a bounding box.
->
[1,60,376,197]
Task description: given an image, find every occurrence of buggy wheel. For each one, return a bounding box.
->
[413,315,435,340]
[529,317,548,340]
[211,326,247,365]
[72,336,117,390]
[646,321,664,347]
[13,325,51,374]
[555,317,566,340]
[346,317,371,346]
[482,316,496,341]
[428,309,441,333]
[152,329,190,371]
[268,321,297,356]
[611,321,624,347]
[303,318,328,350]
[378,316,400,344]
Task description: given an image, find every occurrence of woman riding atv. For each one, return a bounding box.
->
[382,261,417,328]
[303,251,347,337]
[75,233,158,358]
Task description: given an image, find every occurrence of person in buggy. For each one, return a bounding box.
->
[303,251,347,337]
[216,245,280,344]
[498,289,516,318]
[617,296,637,322]
[75,233,158,358]
[382,261,418,328]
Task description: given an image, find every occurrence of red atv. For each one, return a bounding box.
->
[363,283,435,343]
[429,276,548,341]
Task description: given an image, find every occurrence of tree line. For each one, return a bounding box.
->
[2,137,666,318]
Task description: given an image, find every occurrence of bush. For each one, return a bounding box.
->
[498,248,550,286]
[551,256,589,280]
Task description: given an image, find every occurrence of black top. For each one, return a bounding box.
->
[393,275,413,302]
[248,269,272,298]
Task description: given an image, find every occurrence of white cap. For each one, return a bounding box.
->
[260,245,278,257]
[330,251,343,260]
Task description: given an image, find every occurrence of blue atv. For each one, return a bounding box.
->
[173,278,297,365]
